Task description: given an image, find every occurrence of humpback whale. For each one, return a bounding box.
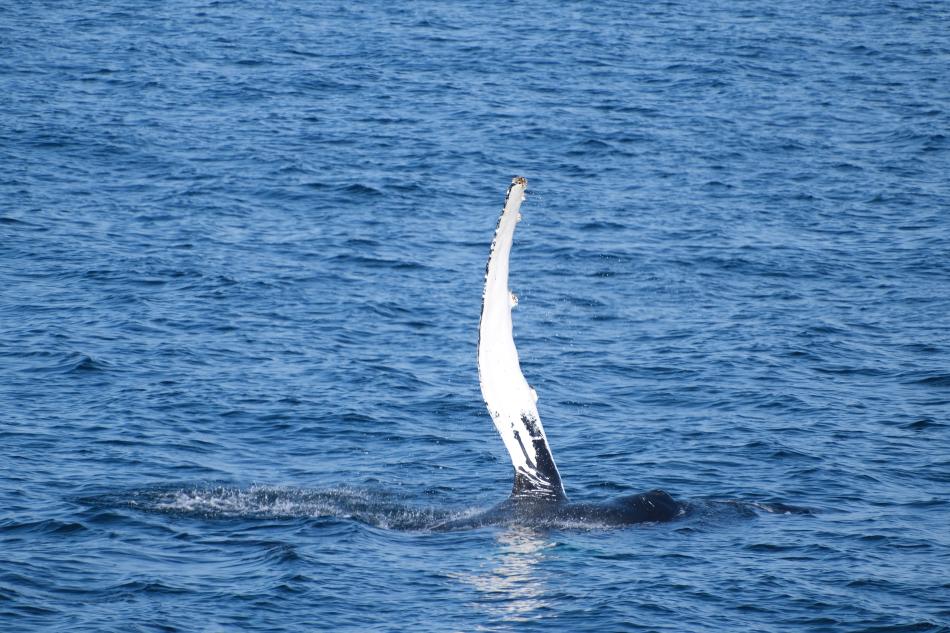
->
[436,177,681,530]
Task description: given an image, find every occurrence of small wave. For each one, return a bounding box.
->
[681,499,815,520]
[0,216,35,226]
[0,518,89,535]
[903,418,943,430]
[910,374,950,388]
[339,183,384,197]
[748,501,815,515]
[579,220,626,231]
[22,351,111,374]
[108,580,189,596]
[324,253,426,270]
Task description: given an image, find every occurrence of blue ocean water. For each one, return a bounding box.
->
[2,1,949,630]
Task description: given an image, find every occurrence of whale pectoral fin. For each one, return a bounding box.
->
[477,177,566,502]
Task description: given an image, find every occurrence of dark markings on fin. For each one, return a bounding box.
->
[511,430,536,469]
[520,413,542,439]
[511,430,565,501]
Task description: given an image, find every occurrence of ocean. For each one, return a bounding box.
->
[1,1,948,631]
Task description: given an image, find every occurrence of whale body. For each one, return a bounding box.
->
[437,177,681,530]
[435,490,680,530]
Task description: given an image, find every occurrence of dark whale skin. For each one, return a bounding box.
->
[433,489,681,530]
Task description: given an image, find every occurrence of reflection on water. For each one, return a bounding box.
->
[457,528,555,624]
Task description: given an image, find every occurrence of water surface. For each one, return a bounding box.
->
[2,1,949,631]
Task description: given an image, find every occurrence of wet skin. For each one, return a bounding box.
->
[433,489,681,530]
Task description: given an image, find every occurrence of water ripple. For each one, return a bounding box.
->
[2,0,949,631]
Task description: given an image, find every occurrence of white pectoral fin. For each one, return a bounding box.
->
[477,177,566,500]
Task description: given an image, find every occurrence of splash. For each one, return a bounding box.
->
[77,485,455,531]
